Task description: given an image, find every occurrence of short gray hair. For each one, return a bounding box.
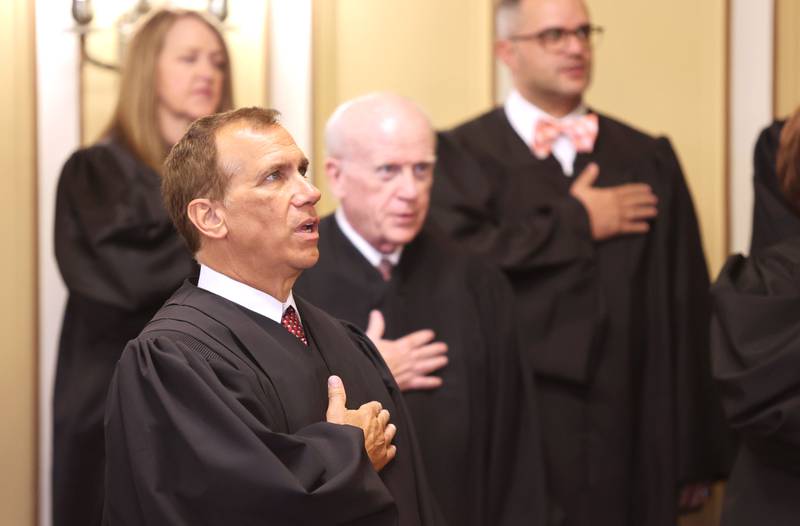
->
[496,0,522,40]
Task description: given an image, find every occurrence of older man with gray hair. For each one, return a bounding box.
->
[295,92,548,526]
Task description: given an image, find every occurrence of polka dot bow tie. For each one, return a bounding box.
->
[531,113,599,159]
[281,306,308,346]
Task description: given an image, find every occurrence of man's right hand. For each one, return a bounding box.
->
[365,310,448,392]
[569,162,659,241]
[325,375,397,472]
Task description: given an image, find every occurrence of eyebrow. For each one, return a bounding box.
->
[377,157,437,166]
[263,157,310,174]
[177,46,224,55]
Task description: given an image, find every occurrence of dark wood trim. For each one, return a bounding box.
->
[30,0,42,522]
[723,0,732,257]
[490,0,497,105]
[772,0,779,119]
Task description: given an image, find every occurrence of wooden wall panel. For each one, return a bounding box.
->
[775,0,800,118]
[0,0,37,523]
[586,0,728,274]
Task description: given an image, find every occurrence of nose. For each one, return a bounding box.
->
[564,32,589,55]
[197,55,218,79]
[395,166,420,200]
[292,172,322,207]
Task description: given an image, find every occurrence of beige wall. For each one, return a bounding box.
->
[775,0,800,118]
[312,0,494,214]
[586,0,728,275]
[0,0,37,524]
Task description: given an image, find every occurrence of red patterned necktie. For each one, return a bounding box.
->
[281,306,308,346]
[377,258,393,282]
[531,113,599,159]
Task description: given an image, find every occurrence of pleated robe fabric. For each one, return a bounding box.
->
[52,138,196,526]
[711,237,800,526]
[430,108,733,526]
[103,281,444,526]
[295,216,549,526]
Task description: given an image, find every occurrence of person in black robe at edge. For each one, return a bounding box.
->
[711,105,800,526]
[294,93,548,526]
[430,0,732,524]
[52,9,234,526]
[103,106,444,526]
[750,107,800,252]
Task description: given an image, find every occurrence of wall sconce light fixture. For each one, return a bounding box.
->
[71,0,229,72]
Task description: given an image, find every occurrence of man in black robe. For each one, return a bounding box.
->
[103,107,443,526]
[430,1,732,525]
[294,93,548,526]
[711,236,800,526]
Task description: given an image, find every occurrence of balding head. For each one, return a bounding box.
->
[325,92,434,160]
[324,93,436,254]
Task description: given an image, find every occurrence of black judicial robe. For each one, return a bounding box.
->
[750,120,800,253]
[431,108,732,526]
[711,237,800,526]
[53,138,195,526]
[104,281,442,526]
[294,217,548,526]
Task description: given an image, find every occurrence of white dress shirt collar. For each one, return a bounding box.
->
[335,208,402,267]
[197,264,300,325]
[504,89,587,176]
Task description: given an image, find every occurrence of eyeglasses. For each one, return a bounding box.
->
[508,24,603,52]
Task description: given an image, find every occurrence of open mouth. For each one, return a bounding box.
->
[297,218,319,234]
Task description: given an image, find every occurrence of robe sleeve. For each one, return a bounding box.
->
[711,242,800,474]
[653,138,733,483]
[431,131,595,273]
[470,262,550,526]
[337,322,447,526]
[55,144,194,311]
[749,121,800,253]
[432,131,603,386]
[104,334,396,526]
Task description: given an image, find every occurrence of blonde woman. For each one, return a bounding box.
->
[52,9,233,526]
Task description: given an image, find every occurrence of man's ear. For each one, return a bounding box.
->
[324,157,346,200]
[495,39,516,71]
[187,198,228,241]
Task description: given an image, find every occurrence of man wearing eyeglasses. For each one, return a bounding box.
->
[431,1,732,525]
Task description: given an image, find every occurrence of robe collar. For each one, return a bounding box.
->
[197,263,301,325]
[334,208,402,267]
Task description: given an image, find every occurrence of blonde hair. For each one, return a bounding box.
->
[106,9,234,173]
[496,0,523,40]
